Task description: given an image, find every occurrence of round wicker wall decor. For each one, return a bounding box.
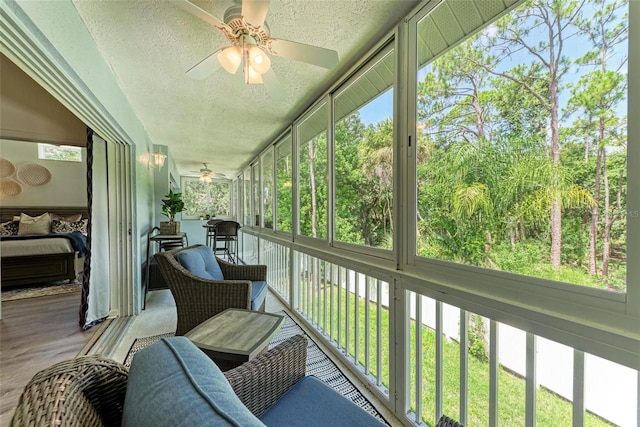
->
[17,163,52,186]
[0,158,16,178]
[0,178,22,197]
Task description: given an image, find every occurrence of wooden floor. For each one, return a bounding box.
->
[0,291,99,426]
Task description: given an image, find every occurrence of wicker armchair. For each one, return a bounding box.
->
[10,336,307,426]
[10,356,128,427]
[224,334,307,417]
[154,245,268,335]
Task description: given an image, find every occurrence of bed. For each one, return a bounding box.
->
[0,206,89,289]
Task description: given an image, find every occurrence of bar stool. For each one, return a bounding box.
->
[212,220,240,263]
[204,218,223,248]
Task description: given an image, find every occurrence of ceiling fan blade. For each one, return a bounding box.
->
[186,49,223,80]
[242,0,270,28]
[262,69,285,101]
[178,1,226,29]
[269,38,339,69]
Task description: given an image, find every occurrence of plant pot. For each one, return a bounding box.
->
[160,221,180,235]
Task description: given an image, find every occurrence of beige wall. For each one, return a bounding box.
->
[0,53,85,146]
[0,54,87,207]
[0,139,87,207]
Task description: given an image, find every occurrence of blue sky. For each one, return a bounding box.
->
[359,90,393,126]
[358,0,628,129]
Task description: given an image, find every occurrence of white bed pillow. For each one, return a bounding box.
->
[18,212,51,235]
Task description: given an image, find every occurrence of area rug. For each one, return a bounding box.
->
[1,280,82,302]
[124,311,389,424]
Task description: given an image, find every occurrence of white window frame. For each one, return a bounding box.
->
[179,176,231,220]
[402,0,638,367]
[294,98,330,245]
[37,143,82,162]
[331,42,396,260]
[274,131,294,235]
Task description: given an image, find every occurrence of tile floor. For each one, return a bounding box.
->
[105,288,401,425]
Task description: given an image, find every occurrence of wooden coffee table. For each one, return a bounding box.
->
[184,308,285,371]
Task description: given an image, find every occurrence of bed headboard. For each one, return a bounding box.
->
[0,206,89,223]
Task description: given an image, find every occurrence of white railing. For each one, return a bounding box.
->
[260,238,290,303]
[404,292,637,426]
[243,231,639,427]
[293,250,391,394]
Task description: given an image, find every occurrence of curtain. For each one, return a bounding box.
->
[79,129,111,329]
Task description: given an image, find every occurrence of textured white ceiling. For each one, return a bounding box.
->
[70,0,418,178]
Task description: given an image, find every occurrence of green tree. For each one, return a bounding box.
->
[276,148,293,232]
[299,132,328,239]
[570,0,628,279]
[472,0,587,267]
[416,39,499,263]
[335,113,367,244]
[182,179,230,218]
[415,0,600,274]
[359,118,394,247]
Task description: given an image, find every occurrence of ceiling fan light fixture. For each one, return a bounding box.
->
[248,45,270,74]
[183,0,340,97]
[245,64,264,84]
[218,46,242,74]
[199,174,212,183]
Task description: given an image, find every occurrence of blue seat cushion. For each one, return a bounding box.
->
[259,376,385,426]
[251,280,268,310]
[175,246,224,280]
[122,337,265,427]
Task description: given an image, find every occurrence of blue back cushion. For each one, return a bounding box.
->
[123,337,265,427]
[251,280,269,311]
[175,246,224,280]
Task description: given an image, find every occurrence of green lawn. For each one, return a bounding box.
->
[298,278,612,426]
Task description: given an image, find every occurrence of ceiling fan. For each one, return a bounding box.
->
[191,163,225,183]
[179,0,340,100]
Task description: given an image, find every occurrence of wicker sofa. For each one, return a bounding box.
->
[11,335,386,427]
[154,245,269,335]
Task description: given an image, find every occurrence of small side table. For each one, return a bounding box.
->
[184,309,285,371]
[144,231,188,309]
[150,232,188,251]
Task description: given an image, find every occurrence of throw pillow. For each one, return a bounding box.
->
[18,212,51,235]
[50,212,83,222]
[19,212,50,223]
[51,219,89,234]
[0,220,19,236]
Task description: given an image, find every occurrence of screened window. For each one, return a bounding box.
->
[262,148,274,229]
[38,143,82,162]
[243,167,251,226]
[297,102,328,239]
[231,178,240,220]
[415,0,628,292]
[252,162,261,227]
[333,45,394,250]
[181,177,230,219]
[276,133,293,233]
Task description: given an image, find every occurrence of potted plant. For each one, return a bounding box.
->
[160,189,185,234]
